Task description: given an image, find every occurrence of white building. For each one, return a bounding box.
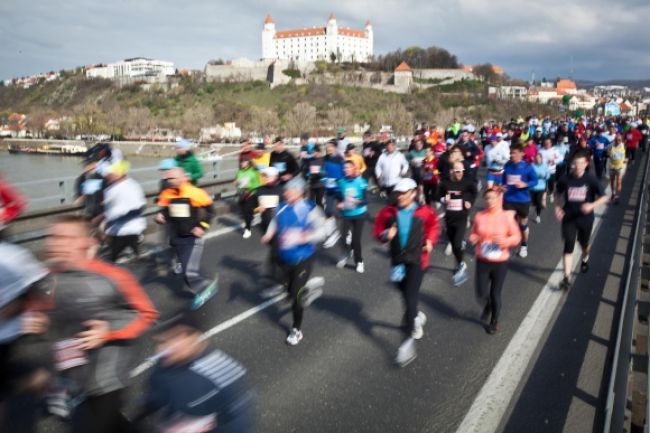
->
[262,14,373,63]
[86,57,175,79]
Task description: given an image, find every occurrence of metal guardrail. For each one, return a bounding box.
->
[603,153,650,433]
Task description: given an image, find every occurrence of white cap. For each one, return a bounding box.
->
[393,178,417,193]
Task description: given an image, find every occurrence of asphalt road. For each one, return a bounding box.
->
[15,155,646,433]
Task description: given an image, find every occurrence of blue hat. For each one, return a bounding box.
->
[159,158,178,170]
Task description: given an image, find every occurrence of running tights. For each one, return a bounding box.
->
[341,216,365,263]
[475,260,509,325]
[282,257,313,330]
[397,264,424,336]
[446,219,467,265]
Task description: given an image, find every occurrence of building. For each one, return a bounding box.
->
[593,85,632,98]
[488,85,528,100]
[262,14,373,62]
[86,57,175,80]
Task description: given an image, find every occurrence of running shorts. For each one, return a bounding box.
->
[503,201,530,219]
[561,216,594,254]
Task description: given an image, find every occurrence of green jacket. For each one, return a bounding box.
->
[175,152,203,185]
[236,167,261,195]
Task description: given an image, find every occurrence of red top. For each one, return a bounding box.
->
[626,129,642,150]
[0,176,27,225]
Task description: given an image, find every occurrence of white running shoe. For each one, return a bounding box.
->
[412,311,427,340]
[452,262,468,286]
[323,231,341,249]
[356,262,365,273]
[519,245,528,258]
[549,194,554,204]
[337,251,352,268]
[445,242,453,256]
[286,328,303,346]
[345,230,352,246]
[172,260,183,275]
[242,229,251,239]
[535,215,541,224]
[305,276,325,291]
[395,338,417,367]
[260,283,285,298]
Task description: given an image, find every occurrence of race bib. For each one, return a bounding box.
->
[54,339,88,371]
[612,151,624,161]
[447,198,463,211]
[280,228,305,248]
[596,143,605,150]
[273,162,287,172]
[82,179,102,195]
[412,157,424,167]
[238,178,249,189]
[480,242,502,260]
[258,194,279,209]
[343,188,356,209]
[169,203,191,218]
[363,148,372,157]
[309,164,321,174]
[391,264,406,282]
[161,414,217,433]
[423,172,433,181]
[325,178,337,188]
[567,186,588,202]
[506,174,521,186]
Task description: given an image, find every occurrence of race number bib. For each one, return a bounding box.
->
[54,339,88,371]
[343,188,356,209]
[280,228,304,248]
[506,175,521,186]
[161,414,217,433]
[82,179,102,195]
[447,198,463,211]
[412,157,424,167]
[480,242,502,260]
[273,162,287,173]
[258,194,279,209]
[169,203,191,218]
[325,178,337,188]
[567,186,588,202]
[309,164,321,174]
[238,178,249,189]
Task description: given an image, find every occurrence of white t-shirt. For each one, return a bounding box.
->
[103,177,147,236]
[539,147,560,174]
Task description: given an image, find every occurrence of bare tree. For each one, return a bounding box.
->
[181,105,215,138]
[73,103,107,136]
[284,102,317,138]
[249,107,279,136]
[125,107,154,139]
[326,107,352,132]
[26,109,53,138]
[376,103,414,136]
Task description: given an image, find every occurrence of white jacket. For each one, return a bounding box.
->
[375,151,409,187]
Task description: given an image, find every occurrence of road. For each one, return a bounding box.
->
[15,154,647,433]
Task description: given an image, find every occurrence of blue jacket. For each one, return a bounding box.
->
[503,160,538,203]
[322,155,345,191]
[531,163,549,192]
[276,199,317,264]
[589,136,609,159]
[337,176,368,218]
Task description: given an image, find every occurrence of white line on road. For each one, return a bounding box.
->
[454,190,611,433]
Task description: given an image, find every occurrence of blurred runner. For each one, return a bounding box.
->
[236,156,261,239]
[175,138,204,186]
[336,160,368,273]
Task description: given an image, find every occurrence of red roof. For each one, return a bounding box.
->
[556,79,577,90]
[395,61,412,72]
[264,14,273,24]
[275,28,327,38]
[365,19,372,27]
[339,28,367,38]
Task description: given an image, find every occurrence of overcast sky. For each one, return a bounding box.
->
[1,0,649,82]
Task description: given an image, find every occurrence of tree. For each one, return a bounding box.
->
[375,103,413,136]
[472,63,498,84]
[326,107,352,131]
[26,109,53,138]
[124,107,154,139]
[72,103,107,136]
[249,107,279,135]
[284,102,317,138]
[330,52,337,63]
[180,105,215,138]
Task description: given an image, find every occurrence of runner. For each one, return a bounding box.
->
[336,160,368,273]
[373,178,440,367]
[44,215,158,433]
[407,137,427,196]
[344,143,367,176]
[322,140,345,248]
[555,149,608,290]
[269,137,299,183]
[175,138,204,186]
[421,146,441,206]
[589,128,610,180]
[375,139,409,197]
[361,131,382,193]
[502,145,538,258]
[607,133,627,204]
[530,153,550,224]
[261,177,327,345]
[303,145,325,208]
[469,188,521,334]
[538,138,561,203]
[238,137,257,162]
[156,167,218,310]
[484,133,510,189]
[236,156,261,239]
[625,122,642,165]
[0,174,27,232]
[438,160,477,286]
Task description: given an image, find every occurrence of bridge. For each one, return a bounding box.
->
[5,153,650,433]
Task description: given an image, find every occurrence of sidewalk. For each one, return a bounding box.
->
[500,156,647,433]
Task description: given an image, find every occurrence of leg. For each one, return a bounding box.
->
[176,237,209,295]
[449,220,466,266]
[475,260,492,316]
[398,265,424,337]
[488,261,509,325]
[108,236,129,262]
[561,218,578,279]
[289,258,313,330]
[351,217,364,264]
[71,390,129,433]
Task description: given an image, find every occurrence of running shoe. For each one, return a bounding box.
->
[191,276,219,310]
[172,260,183,275]
[481,303,492,323]
[242,229,251,239]
[395,338,417,367]
[286,328,303,346]
[518,246,528,258]
[412,311,427,340]
[323,230,341,249]
[345,230,352,246]
[299,277,325,308]
[452,262,468,286]
[260,283,286,299]
[356,262,365,273]
[559,276,571,291]
[486,321,499,335]
[445,242,453,256]
[549,194,554,204]
[580,259,589,273]
[535,215,541,224]
[336,251,352,268]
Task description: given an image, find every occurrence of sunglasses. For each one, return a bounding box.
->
[453,169,464,173]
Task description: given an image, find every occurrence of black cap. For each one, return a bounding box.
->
[256,142,266,150]
[346,143,355,151]
[273,136,284,144]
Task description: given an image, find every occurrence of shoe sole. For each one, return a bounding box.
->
[300,287,323,308]
[396,353,417,367]
[191,276,219,310]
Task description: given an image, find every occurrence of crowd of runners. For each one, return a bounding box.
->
[0,113,648,432]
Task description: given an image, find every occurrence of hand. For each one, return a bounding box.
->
[155,213,166,225]
[386,224,397,241]
[464,201,472,210]
[516,181,528,188]
[337,202,344,210]
[555,206,565,221]
[281,174,292,182]
[580,202,594,215]
[21,312,49,334]
[492,235,506,248]
[422,240,433,253]
[77,320,109,350]
[191,227,205,237]
[261,234,271,244]
[445,193,451,202]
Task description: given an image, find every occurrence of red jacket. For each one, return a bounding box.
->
[626,129,642,150]
[0,176,26,225]
[373,204,440,270]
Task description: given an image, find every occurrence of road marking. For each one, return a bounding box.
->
[130,292,287,378]
[455,190,611,433]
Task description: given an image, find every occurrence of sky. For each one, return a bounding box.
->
[1,0,649,82]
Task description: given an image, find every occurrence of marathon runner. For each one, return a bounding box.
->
[336,160,368,273]
[608,133,628,204]
[236,156,261,239]
[530,153,550,224]
[322,140,345,248]
[375,139,409,197]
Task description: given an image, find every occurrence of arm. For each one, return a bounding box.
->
[191,157,204,184]
[400,153,409,176]
[468,215,480,245]
[423,207,440,248]
[373,207,394,243]
[503,213,522,248]
[305,205,327,244]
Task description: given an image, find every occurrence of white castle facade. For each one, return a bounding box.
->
[262,14,373,63]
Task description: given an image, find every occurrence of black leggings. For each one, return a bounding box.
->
[108,235,140,262]
[396,264,424,337]
[446,218,467,265]
[71,390,130,433]
[546,175,556,195]
[310,187,325,209]
[530,190,545,216]
[340,216,365,263]
[239,194,258,231]
[562,216,594,254]
[475,260,508,324]
[423,183,438,205]
[627,148,637,163]
[282,257,313,330]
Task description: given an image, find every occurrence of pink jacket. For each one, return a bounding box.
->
[469,208,521,262]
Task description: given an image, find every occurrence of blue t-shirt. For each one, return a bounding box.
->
[397,204,417,249]
[503,160,538,203]
[531,163,549,192]
[337,176,368,218]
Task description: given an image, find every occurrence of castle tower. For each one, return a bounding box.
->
[262,14,276,60]
[365,19,373,60]
[326,13,338,60]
